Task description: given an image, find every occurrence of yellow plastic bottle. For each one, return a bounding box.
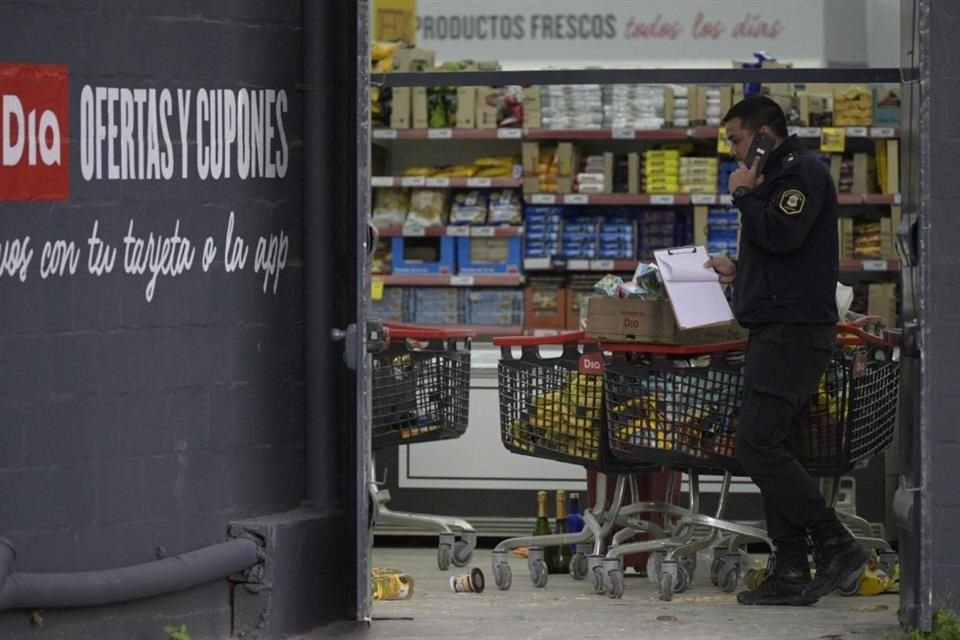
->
[371,570,415,600]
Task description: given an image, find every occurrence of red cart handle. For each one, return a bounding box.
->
[383,321,477,340]
[492,331,590,346]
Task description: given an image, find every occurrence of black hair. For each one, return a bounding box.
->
[722,95,789,139]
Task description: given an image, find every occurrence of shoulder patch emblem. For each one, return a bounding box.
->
[783,152,799,168]
[779,189,806,215]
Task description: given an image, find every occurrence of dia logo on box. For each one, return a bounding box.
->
[0,62,69,200]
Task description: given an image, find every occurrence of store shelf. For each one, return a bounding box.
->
[372,128,523,141]
[377,274,524,287]
[524,258,637,272]
[372,126,900,142]
[524,258,901,274]
[528,193,900,206]
[376,225,523,238]
[371,176,522,188]
[840,260,900,273]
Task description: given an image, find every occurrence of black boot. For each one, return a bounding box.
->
[737,544,817,606]
[803,509,870,599]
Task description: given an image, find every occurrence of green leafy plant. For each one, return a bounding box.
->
[164,624,192,640]
[887,610,960,640]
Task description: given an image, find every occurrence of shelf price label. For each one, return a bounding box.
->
[446,225,470,236]
[719,194,733,205]
[651,194,675,205]
[870,127,896,138]
[496,128,522,139]
[466,177,492,187]
[427,128,453,139]
[471,226,496,237]
[530,194,556,204]
[371,276,385,301]
[371,176,394,187]
[591,260,614,271]
[820,127,846,153]
[894,193,902,205]
[717,127,731,154]
[862,260,888,272]
[403,226,426,237]
[400,176,426,187]
[612,128,635,140]
[564,194,589,205]
[846,127,868,138]
[691,194,717,205]
[373,129,398,139]
[425,177,450,187]
[450,275,475,286]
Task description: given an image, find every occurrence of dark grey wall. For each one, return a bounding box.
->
[921,0,960,619]
[0,1,325,636]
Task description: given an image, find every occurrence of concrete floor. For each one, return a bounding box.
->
[315,546,902,640]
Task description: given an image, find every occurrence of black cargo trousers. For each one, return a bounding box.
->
[736,322,837,543]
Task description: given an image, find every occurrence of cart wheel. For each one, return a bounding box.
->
[569,553,589,581]
[591,565,607,595]
[493,562,512,591]
[836,571,863,597]
[659,570,674,602]
[607,569,625,600]
[647,551,663,584]
[437,543,452,571]
[718,562,740,593]
[679,555,697,581]
[710,556,723,587]
[451,540,473,567]
[674,566,690,594]
[529,559,549,588]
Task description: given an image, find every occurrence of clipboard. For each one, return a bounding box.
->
[654,245,734,329]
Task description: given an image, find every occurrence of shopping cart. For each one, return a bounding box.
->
[596,322,900,600]
[491,332,686,592]
[370,322,478,570]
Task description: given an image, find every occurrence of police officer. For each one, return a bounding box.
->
[706,96,869,606]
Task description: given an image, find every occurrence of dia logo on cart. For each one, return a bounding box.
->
[578,352,606,375]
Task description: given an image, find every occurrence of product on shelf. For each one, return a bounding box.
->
[524,206,564,259]
[488,190,523,225]
[853,220,883,259]
[372,188,410,227]
[525,276,567,330]
[598,215,636,259]
[540,84,604,129]
[465,288,524,325]
[405,189,449,229]
[370,286,408,322]
[413,287,463,324]
[833,85,873,127]
[643,149,681,194]
[602,85,666,130]
[449,191,489,225]
[679,157,718,193]
[372,238,393,274]
[457,237,523,274]
[706,207,740,259]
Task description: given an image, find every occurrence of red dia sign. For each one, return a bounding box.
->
[0,62,69,200]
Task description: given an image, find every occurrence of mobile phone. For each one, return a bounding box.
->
[744,131,775,173]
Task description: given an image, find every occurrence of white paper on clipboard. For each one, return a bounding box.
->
[654,245,734,329]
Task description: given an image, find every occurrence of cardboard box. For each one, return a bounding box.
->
[602,152,615,193]
[523,86,542,128]
[389,87,411,129]
[868,283,898,328]
[880,217,895,259]
[628,152,641,194]
[522,176,541,194]
[663,86,675,125]
[476,87,500,129]
[392,47,435,72]
[522,142,540,176]
[838,218,855,260]
[852,152,877,194]
[556,142,577,176]
[455,87,476,128]
[391,236,456,274]
[412,87,429,129]
[555,176,575,195]
[456,237,522,274]
[584,297,747,345]
[525,278,568,330]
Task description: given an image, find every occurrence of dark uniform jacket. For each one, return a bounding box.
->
[732,134,839,327]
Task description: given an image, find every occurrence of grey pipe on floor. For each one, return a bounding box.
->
[0,537,259,611]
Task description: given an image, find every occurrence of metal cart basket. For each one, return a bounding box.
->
[370,322,478,570]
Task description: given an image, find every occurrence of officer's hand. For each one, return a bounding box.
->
[704,256,737,284]
[728,156,766,194]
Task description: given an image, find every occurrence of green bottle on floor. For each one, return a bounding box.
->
[554,489,572,574]
[533,490,559,572]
